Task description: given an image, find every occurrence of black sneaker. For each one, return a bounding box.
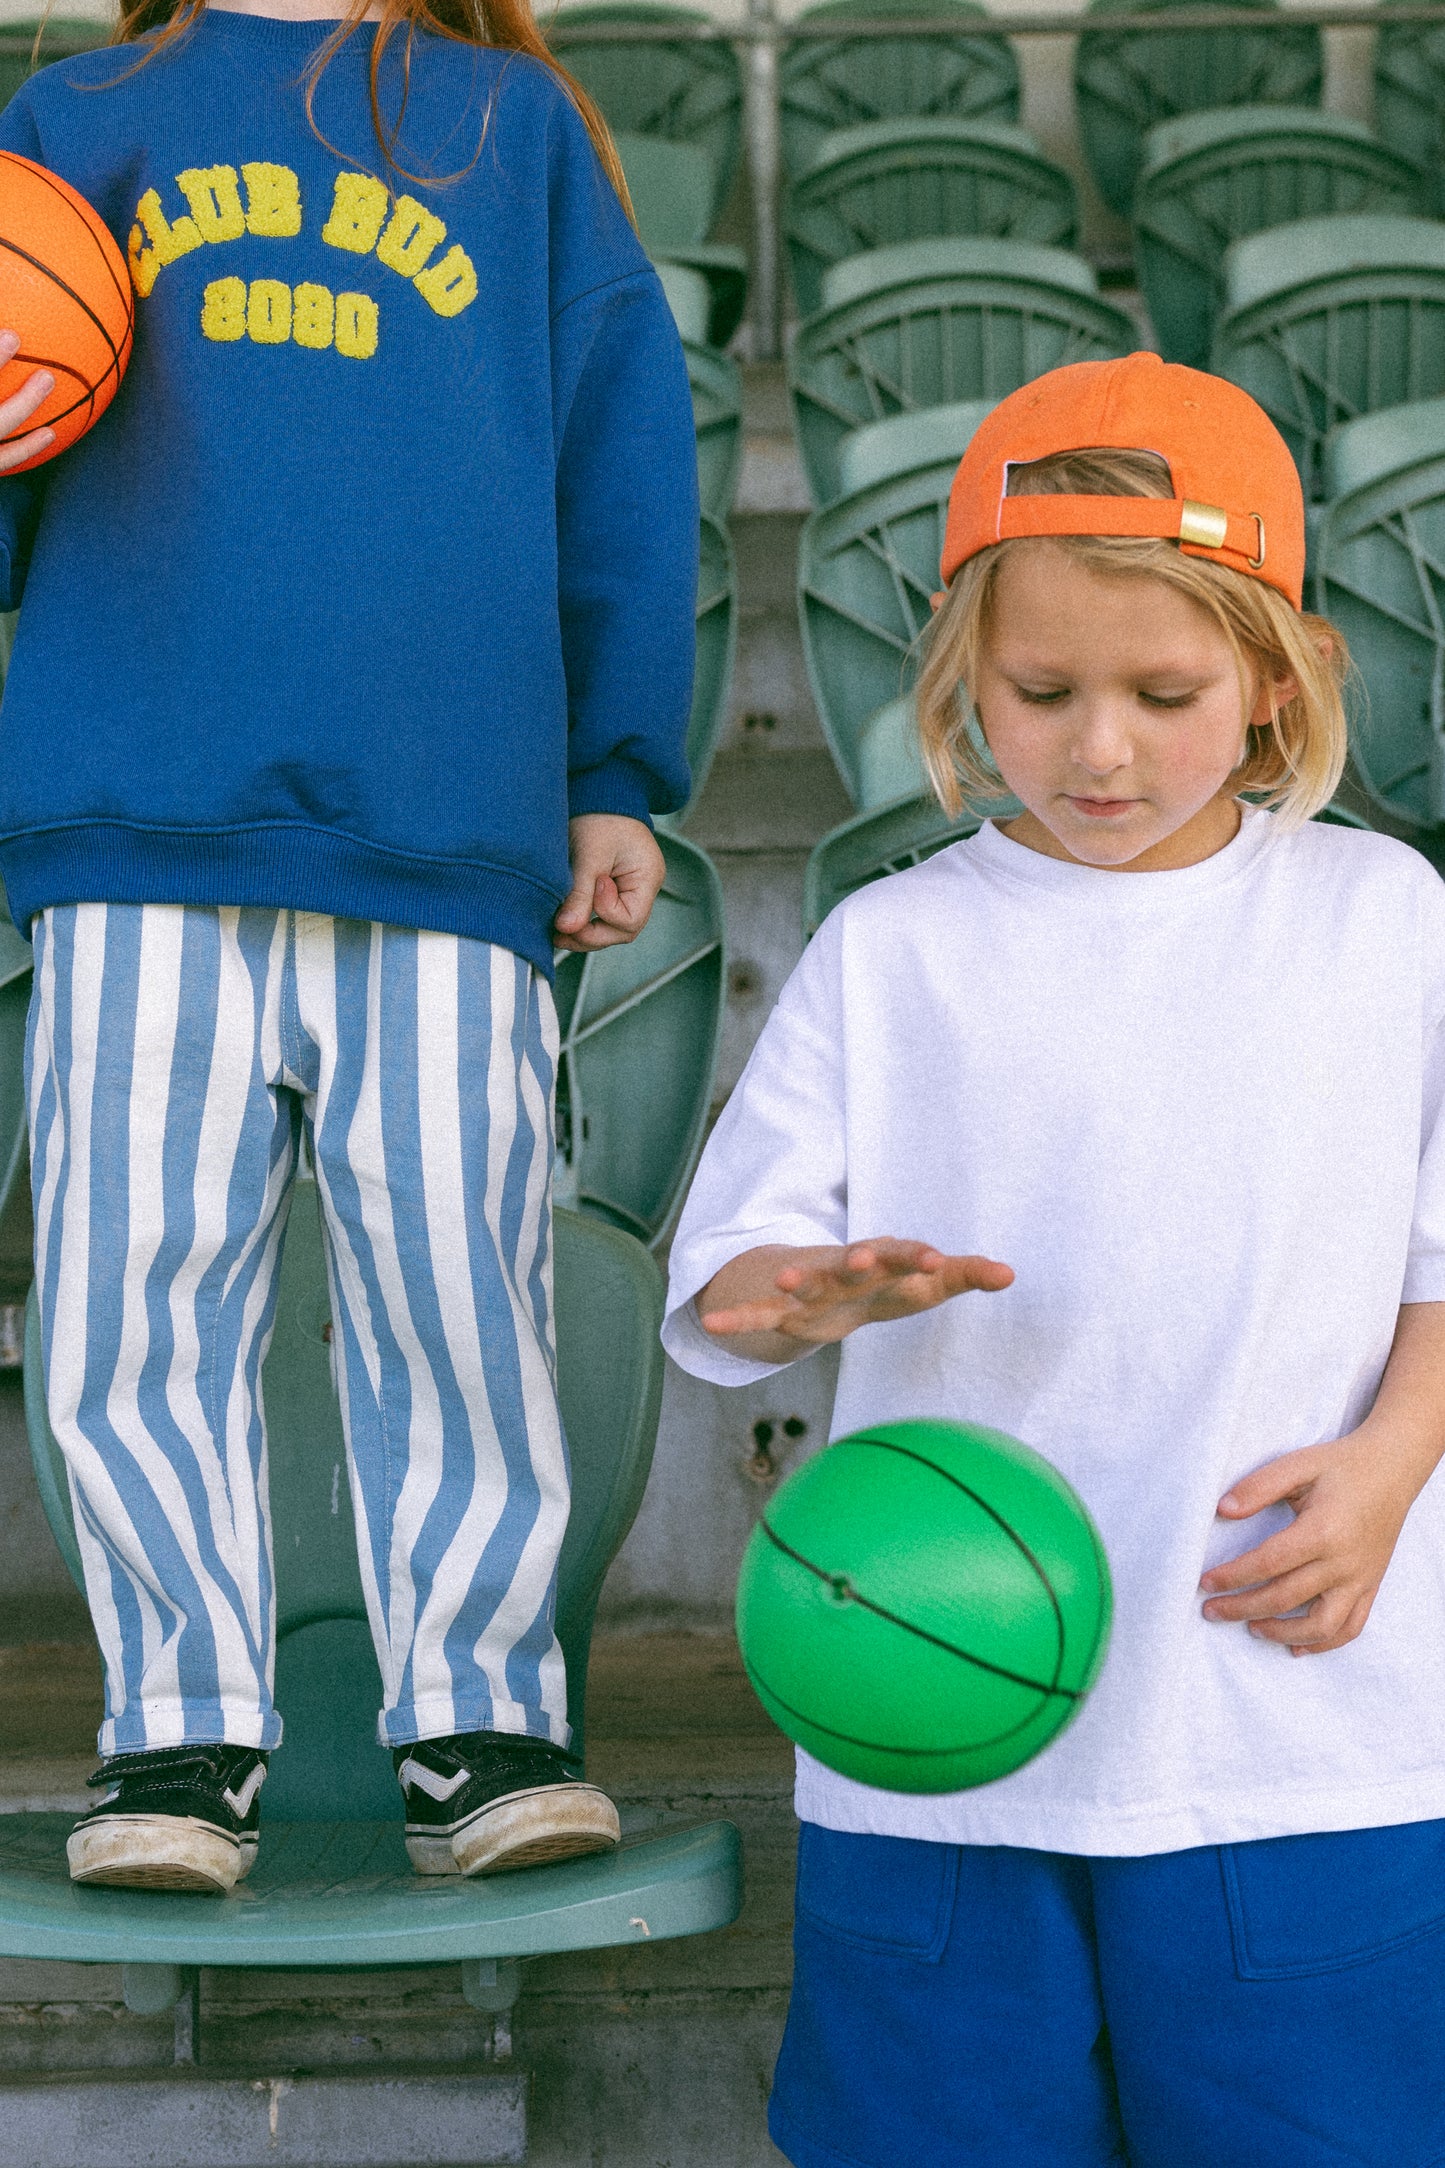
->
[66,1744,268,1895]
[394,1731,621,1876]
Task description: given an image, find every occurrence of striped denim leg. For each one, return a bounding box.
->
[27,903,301,1754]
[296,917,570,1749]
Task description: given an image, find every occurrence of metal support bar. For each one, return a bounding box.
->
[461,1957,522,2063]
[538,2,1445,35]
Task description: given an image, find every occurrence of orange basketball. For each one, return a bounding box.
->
[0,150,133,474]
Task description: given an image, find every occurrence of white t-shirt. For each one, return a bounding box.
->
[664,810,1445,1856]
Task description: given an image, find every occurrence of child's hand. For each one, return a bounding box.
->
[1199,1303,1445,1656]
[1199,1431,1425,1656]
[0,332,53,473]
[554,814,666,954]
[698,1239,1015,1365]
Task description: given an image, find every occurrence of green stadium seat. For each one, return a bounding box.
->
[799,400,988,802]
[783,117,1077,319]
[553,827,725,1246]
[1375,23,1445,214]
[779,0,1019,181]
[657,264,743,519]
[0,18,104,115]
[688,510,738,792]
[789,237,1131,506]
[1133,107,1427,369]
[618,134,750,348]
[1314,396,1445,830]
[8,1184,740,2020]
[550,2,743,227]
[804,796,985,934]
[1212,214,1445,501]
[1074,0,1322,219]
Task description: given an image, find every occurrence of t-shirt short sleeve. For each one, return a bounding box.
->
[663,914,848,1384]
[1404,862,1445,1303]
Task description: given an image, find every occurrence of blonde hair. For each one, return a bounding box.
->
[915,446,1349,827]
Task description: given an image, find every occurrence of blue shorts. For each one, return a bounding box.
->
[770,1818,1445,2168]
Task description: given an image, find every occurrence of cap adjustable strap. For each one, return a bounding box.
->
[996,494,1264,565]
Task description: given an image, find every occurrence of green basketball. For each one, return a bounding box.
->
[735,1420,1112,1792]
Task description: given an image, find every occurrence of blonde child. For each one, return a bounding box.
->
[664,354,1445,2165]
[0,0,697,1891]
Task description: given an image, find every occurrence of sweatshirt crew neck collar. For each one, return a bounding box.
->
[967,801,1275,901]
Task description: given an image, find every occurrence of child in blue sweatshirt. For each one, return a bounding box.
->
[0,0,698,1892]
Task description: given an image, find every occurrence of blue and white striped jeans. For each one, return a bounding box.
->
[27,903,571,1759]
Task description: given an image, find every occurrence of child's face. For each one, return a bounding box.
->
[976,542,1284,872]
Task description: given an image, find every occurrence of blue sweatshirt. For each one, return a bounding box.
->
[0,14,698,972]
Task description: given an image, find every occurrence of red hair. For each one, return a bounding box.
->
[103,0,634,208]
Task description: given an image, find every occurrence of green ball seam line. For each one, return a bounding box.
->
[755,1518,1080,1702]
[741,1651,1068,1759]
[811,1433,1073,1693]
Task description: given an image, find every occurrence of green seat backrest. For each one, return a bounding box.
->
[820,232,1098,313]
[687,511,738,793]
[779,0,1019,180]
[550,3,742,228]
[0,18,105,115]
[804,795,985,934]
[685,345,743,522]
[1213,215,1445,499]
[1073,0,1322,218]
[656,258,712,345]
[799,408,985,802]
[836,396,996,497]
[553,827,725,1245]
[617,131,715,253]
[24,1192,665,1816]
[1133,106,1426,368]
[784,116,1077,320]
[1314,395,1445,829]
[1376,24,1445,213]
[789,245,1132,507]
[657,265,743,520]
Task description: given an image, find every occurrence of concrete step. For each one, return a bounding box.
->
[0,1632,795,2168]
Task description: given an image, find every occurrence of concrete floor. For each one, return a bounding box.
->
[0,1631,797,2168]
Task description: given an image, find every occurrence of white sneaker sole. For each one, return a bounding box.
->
[66,1815,255,1896]
[407,1783,621,1877]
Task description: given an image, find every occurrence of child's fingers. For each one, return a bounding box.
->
[1201,1561,1327,1623]
[1248,1586,1366,1650]
[936,1254,1015,1295]
[1216,1444,1323,1520]
[0,425,52,474]
[1290,1594,1374,1656]
[1199,1521,1320,1595]
[698,1298,793,1338]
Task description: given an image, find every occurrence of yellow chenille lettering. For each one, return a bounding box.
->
[334,291,379,359]
[247,278,292,344]
[413,243,477,318]
[322,173,389,255]
[128,187,202,297]
[176,165,246,245]
[292,281,334,350]
[200,275,247,341]
[376,194,446,278]
[242,162,302,238]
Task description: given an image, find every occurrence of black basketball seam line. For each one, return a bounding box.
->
[0,316,131,441]
[0,231,123,374]
[6,349,90,388]
[757,1518,1079,1702]
[0,153,135,328]
[848,1435,1074,1694]
[742,1651,1066,1758]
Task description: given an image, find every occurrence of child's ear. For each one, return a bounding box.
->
[1249,671,1299,728]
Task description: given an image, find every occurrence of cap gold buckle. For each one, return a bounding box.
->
[1178,500,1229,550]
[1248,515,1266,569]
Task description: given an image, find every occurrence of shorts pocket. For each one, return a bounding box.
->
[795,1823,958,1963]
[1222,1818,1445,1980]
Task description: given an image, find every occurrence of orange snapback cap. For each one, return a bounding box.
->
[938,351,1305,609]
